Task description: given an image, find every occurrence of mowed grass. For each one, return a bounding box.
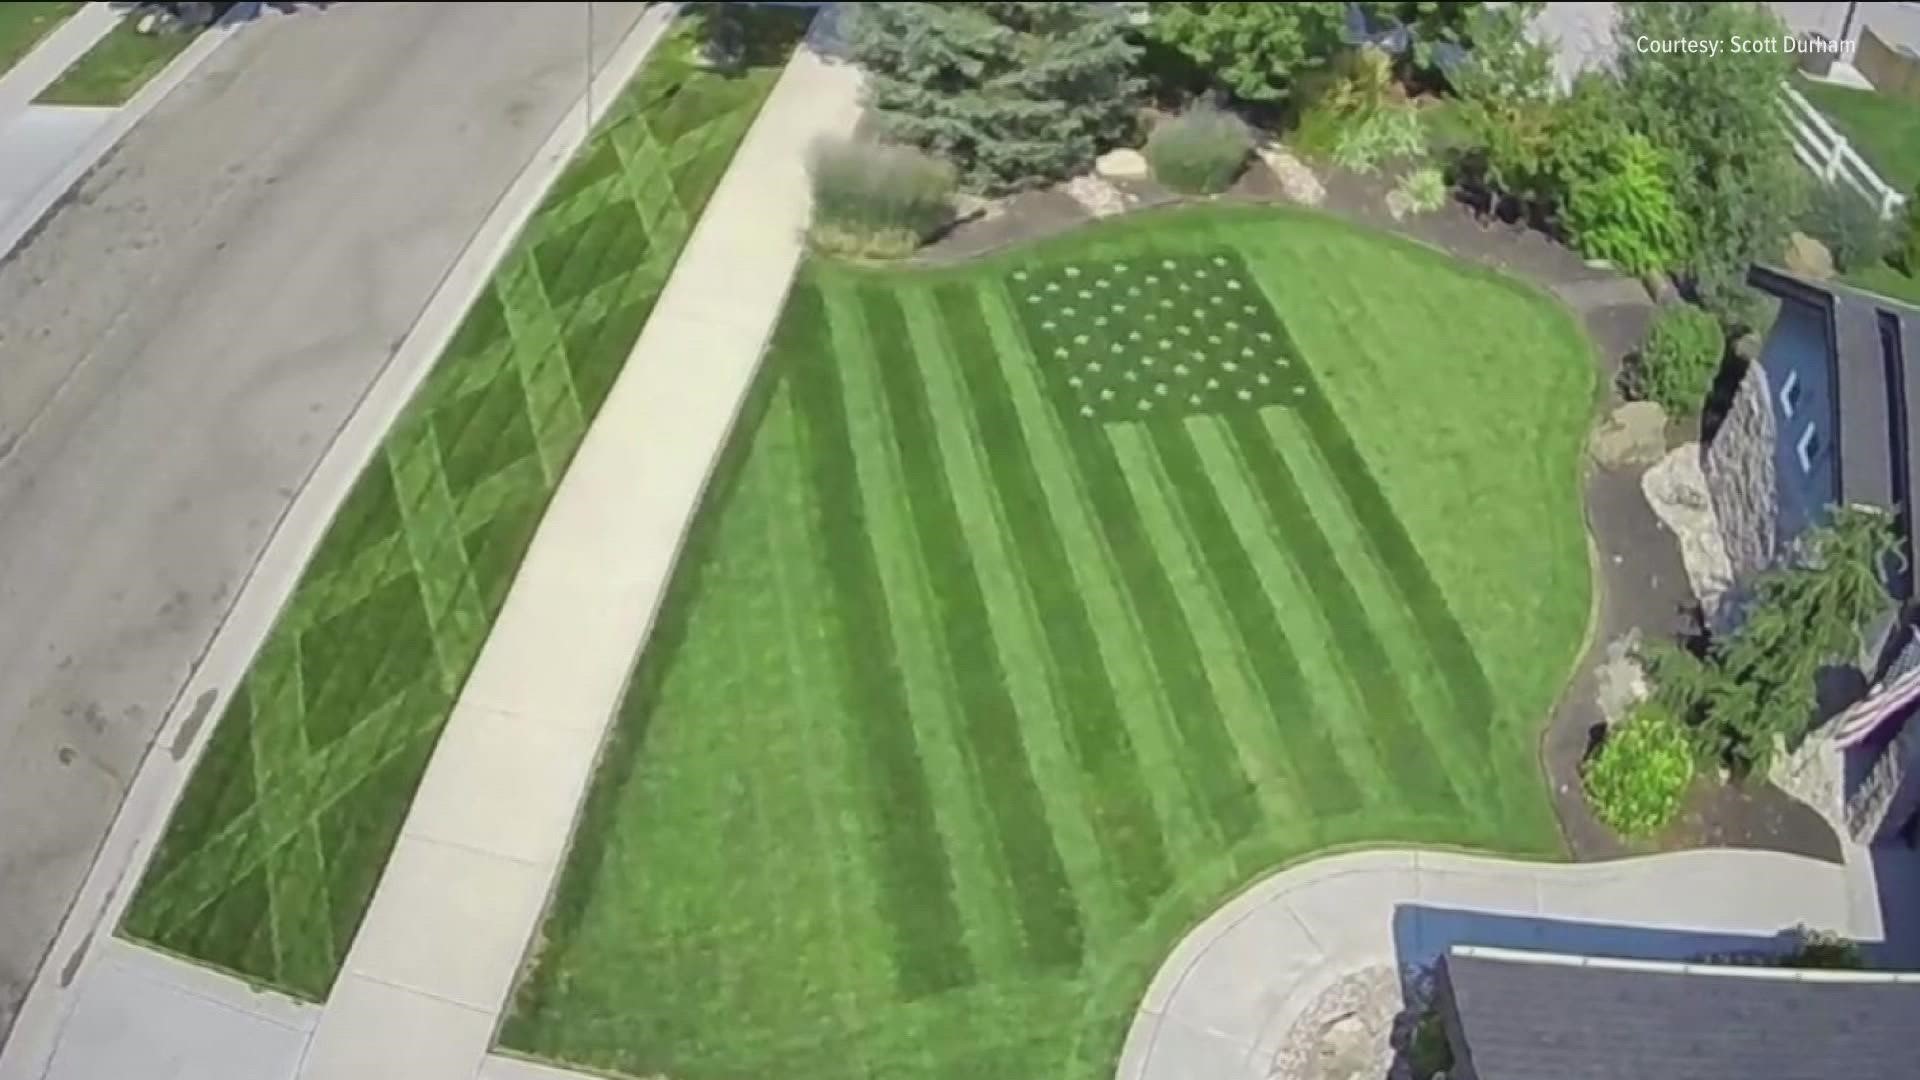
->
[120,9,809,999]
[501,206,1594,1080]
[35,17,197,106]
[0,1,80,77]
[1796,75,1920,193]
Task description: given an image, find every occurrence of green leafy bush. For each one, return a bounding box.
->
[1392,166,1448,216]
[807,137,956,259]
[1801,182,1892,272]
[1144,3,1352,105]
[1330,106,1424,174]
[1560,131,1688,276]
[1625,304,1724,416]
[1582,701,1694,838]
[1145,103,1254,194]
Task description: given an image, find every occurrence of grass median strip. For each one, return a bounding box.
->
[0,1,80,78]
[120,7,810,999]
[35,15,196,107]
[502,206,1589,1080]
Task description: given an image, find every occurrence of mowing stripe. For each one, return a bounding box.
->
[780,283,975,998]
[926,282,1173,925]
[852,283,1084,972]
[1258,411,1498,806]
[1102,424,1301,828]
[823,285,1032,980]
[242,637,334,983]
[760,385,899,1018]
[900,285,1128,946]
[1054,417,1263,850]
[971,281,1220,868]
[1147,418,1363,814]
[1181,423,1395,798]
[1219,409,1463,816]
[1249,249,1500,735]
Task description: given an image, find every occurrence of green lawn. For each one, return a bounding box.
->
[1796,76,1920,193]
[120,9,809,1000]
[500,206,1594,1080]
[0,1,80,77]
[35,17,197,106]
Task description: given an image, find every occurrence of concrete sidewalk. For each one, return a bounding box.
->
[1117,847,1879,1080]
[293,36,864,1080]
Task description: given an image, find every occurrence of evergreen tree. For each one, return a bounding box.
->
[1644,506,1899,776]
[846,2,1143,193]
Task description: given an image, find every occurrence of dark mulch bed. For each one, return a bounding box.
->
[904,156,1844,866]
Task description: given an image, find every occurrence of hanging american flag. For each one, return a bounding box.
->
[1835,629,1920,747]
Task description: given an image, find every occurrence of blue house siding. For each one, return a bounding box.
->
[1759,294,1840,549]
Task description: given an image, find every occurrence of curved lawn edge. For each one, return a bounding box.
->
[1113,843,1858,1080]
[117,7,812,1000]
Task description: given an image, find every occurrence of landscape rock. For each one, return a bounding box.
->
[1701,363,1778,593]
[1643,442,1735,620]
[1062,174,1131,218]
[1783,231,1835,280]
[1594,630,1650,730]
[1589,400,1669,468]
[1095,148,1150,180]
[1256,143,1326,207]
[1270,965,1405,1080]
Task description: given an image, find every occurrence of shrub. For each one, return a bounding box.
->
[1145,3,1352,105]
[1582,701,1694,838]
[1801,182,1892,272]
[1778,926,1865,970]
[1560,131,1689,276]
[1145,103,1253,194]
[1625,304,1725,416]
[1392,166,1448,216]
[1329,106,1424,174]
[807,138,956,259]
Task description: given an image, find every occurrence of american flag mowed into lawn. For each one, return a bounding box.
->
[504,214,1586,1080]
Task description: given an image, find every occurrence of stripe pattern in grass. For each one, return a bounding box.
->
[121,11,809,999]
[503,218,1587,1080]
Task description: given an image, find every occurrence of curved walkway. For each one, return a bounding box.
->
[1116,847,1866,1080]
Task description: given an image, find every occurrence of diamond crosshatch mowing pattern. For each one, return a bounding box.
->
[119,11,808,1001]
[1015,250,1309,422]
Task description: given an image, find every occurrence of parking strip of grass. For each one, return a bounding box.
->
[119,7,811,1000]
[35,16,198,107]
[500,205,1593,1080]
[0,1,81,79]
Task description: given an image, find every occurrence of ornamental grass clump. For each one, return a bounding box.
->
[1582,701,1694,838]
[808,136,956,259]
[1145,103,1254,195]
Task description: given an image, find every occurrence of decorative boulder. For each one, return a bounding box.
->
[1783,231,1835,280]
[1095,148,1149,180]
[1589,400,1669,469]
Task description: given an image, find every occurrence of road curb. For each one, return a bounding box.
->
[0,17,232,263]
[0,7,680,1077]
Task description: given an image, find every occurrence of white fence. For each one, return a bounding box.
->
[1779,82,1908,219]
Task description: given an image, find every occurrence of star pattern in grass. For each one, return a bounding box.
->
[1012,250,1309,423]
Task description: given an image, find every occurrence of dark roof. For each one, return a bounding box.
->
[1750,266,1920,584]
[1440,947,1920,1080]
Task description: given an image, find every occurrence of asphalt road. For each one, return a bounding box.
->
[0,0,643,1037]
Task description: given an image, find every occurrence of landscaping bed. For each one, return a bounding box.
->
[500,204,1594,1080]
[119,7,810,1000]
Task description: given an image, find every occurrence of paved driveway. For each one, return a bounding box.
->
[0,0,643,1039]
